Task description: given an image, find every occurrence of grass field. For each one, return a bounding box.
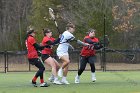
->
[0,71,140,93]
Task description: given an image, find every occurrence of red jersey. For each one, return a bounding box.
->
[41,36,55,55]
[80,36,99,57]
[25,35,38,58]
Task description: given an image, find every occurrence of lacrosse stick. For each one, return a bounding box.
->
[48,8,61,34]
[105,47,135,61]
[49,8,89,47]
[100,35,110,47]
[100,35,135,61]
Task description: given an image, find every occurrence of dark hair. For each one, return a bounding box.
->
[66,22,75,30]
[86,28,95,34]
[43,28,51,36]
[26,29,35,35]
[25,29,34,40]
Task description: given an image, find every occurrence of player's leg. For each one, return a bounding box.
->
[28,59,38,87]
[44,57,62,84]
[59,55,70,84]
[61,55,70,69]
[75,56,87,83]
[48,73,54,82]
[41,54,54,82]
[48,58,60,83]
[42,54,54,82]
[34,59,49,87]
[29,58,49,87]
[49,58,61,82]
[53,58,60,72]
[58,54,70,77]
[61,65,69,84]
[88,56,96,82]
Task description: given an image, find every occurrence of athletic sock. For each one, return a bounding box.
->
[32,76,37,82]
[40,79,44,83]
[60,67,62,71]
[91,72,95,77]
[54,77,58,81]
[62,76,66,81]
[76,74,80,77]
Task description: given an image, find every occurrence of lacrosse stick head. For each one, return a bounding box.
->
[125,54,135,61]
[49,8,55,20]
[48,8,60,34]
[100,35,110,47]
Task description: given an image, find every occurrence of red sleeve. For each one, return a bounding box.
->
[51,37,55,42]
[28,37,36,45]
[83,36,89,42]
[42,37,49,46]
[45,37,49,43]
[94,37,99,42]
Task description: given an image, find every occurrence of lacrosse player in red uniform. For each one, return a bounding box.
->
[41,28,62,85]
[25,29,50,87]
[75,28,103,83]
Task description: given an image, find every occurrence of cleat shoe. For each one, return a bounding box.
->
[61,80,70,85]
[48,77,54,82]
[40,82,50,87]
[75,75,80,84]
[53,80,62,85]
[58,68,63,77]
[92,77,96,82]
[31,80,37,87]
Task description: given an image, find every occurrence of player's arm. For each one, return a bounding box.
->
[66,37,75,43]
[84,38,97,45]
[46,38,60,45]
[33,43,51,50]
[53,38,60,44]
[85,38,103,50]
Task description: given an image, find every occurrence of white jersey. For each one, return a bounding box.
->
[57,30,75,54]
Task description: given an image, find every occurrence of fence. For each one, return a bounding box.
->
[0,49,140,73]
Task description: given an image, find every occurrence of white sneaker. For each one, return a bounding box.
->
[48,76,54,82]
[92,77,96,82]
[53,80,62,85]
[61,80,70,84]
[91,73,96,82]
[40,82,50,87]
[75,75,80,84]
[58,68,63,77]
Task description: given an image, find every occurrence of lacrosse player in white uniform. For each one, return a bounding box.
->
[56,22,75,84]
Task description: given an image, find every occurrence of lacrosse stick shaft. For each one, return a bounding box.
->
[49,8,61,34]
[54,20,61,34]
[105,47,135,61]
[105,47,127,55]
[105,47,126,55]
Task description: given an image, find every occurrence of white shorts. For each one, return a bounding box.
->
[56,51,69,59]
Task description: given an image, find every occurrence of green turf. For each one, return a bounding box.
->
[0,71,140,93]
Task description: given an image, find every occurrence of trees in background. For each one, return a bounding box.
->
[30,0,140,49]
[112,0,140,49]
[0,0,139,51]
[30,0,113,43]
[0,0,32,51]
